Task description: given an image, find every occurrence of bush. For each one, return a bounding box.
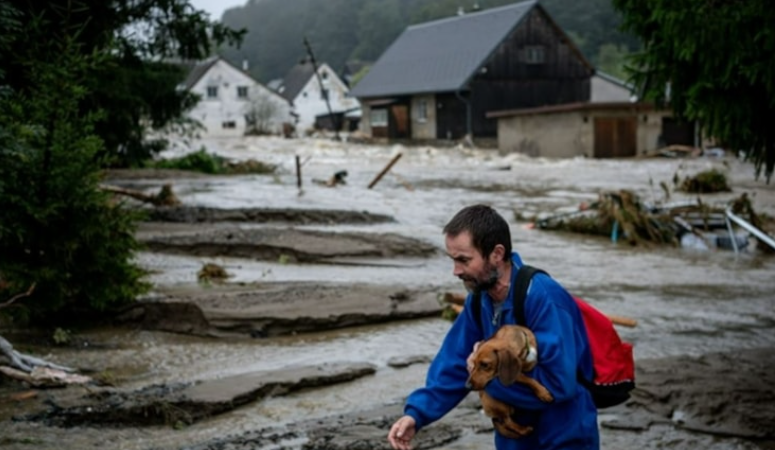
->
[149,148,227,174]
[0,28,148,326]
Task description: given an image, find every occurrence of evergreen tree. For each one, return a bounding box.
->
[613,0,775,181]
[2,0,244,167]
[0,4,147,324]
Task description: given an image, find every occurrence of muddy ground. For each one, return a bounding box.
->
[3,149,775,450]
[3,200,774,450]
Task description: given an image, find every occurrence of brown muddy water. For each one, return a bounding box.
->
[1,136,774,450]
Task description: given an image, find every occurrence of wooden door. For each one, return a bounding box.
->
[594,117,637,158]
[390,105,410,139]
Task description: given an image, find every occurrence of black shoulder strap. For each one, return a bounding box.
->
[470,265,548,328]
[513,265,548,326]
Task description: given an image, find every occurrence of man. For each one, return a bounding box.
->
[387,204,599,450]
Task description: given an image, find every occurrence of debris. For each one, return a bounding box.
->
[534,190,773,255]
[197,263,230,283]
[655,144,702,158]
[678,169,731,193]
[101,183,181,206]
[313,170,348,187]
[1,334,92,386]
[367,153,403,189]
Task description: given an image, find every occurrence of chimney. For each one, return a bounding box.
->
[242,59,249,71]
[472,2,481,11]
[457,6,465,16]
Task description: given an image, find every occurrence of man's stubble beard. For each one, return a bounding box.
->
[462,261,499,294]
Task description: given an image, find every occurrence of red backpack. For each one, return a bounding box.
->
[471,265,635,408]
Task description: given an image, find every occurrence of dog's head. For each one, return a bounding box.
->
[465,332,527,390]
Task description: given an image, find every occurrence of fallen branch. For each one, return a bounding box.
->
[0,334,92,386]
[441,292,638,327]
[101,183,180,206]
[367,153,403,189]
[0,283,35,310]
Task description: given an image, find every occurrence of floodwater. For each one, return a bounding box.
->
[2,136,774,450]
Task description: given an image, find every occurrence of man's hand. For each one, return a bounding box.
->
[466,340,483,374]
[387,415,416,450]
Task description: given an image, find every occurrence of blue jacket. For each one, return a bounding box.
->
[405,252,599,449]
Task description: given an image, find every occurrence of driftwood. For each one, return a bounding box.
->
[0,334,91,387]
[0,286,92,387]
[441,292,638,328]
[367,153,403,189]
[101,183,180,206]
[0,335,91,387]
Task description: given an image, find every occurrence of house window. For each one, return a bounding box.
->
[416,99,428,122]
[207,86,218,98]
[524,46,545,64]
[237,86,249,99]
[370,109,388,127]
[222,121,236,129]
[321,70,328,80]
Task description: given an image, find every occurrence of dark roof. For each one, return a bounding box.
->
[179,56,220,90]
[279,60,316,101]
[350,1,536,99]
[177,56,292,105]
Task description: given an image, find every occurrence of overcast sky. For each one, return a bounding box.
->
[189,0,245,21]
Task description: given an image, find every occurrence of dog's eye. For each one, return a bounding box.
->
[479,362,491,370]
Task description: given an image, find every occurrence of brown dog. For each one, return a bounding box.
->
[466,325,553,438]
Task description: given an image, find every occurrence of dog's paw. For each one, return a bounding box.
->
[535,386,554,402]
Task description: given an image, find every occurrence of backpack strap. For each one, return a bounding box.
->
[469,264,548,329]
[512,265,547,326]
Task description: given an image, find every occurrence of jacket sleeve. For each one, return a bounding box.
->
[484,275,581,410]
[404,294,484,430]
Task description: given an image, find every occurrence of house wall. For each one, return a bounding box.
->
[469,7,593,138]
[591,76,632,103]
[496,107,670,158]
[411,95,437,140]
[189,60,293,137]
[292,63,360,133]
[360,103,373,136]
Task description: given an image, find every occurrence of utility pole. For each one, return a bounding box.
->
[303,36,340,141]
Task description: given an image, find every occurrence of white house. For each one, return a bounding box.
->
[276,59,360,134]
[180,56,294,137]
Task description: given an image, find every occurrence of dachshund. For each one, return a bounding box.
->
[466,324,553,438]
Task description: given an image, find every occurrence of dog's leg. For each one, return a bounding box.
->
[481,392,535,439]
[494,417,534,439]
[515,374,553,402]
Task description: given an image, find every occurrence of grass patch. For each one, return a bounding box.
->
[148,148,276,175]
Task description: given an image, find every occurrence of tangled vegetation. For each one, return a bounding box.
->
[148,148,276,175]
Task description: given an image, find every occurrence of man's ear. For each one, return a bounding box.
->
[490,244,506,263]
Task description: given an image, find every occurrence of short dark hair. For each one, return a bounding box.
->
[443,204,512,261]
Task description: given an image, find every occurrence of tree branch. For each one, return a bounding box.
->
[0,283,35,310]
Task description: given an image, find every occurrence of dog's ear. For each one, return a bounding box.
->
[497,348,522,386]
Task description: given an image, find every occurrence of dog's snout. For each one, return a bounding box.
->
[465,378,473,389]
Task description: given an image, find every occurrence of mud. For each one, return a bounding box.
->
[138,227,437,263]
[144,206,396,225]
[117,282,443,338]
[20,363,376,429]
[3,140,775,450]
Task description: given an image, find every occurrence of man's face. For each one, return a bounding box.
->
[445,231,498,293]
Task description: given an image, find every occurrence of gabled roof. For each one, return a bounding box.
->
[178,56,292,105]
[179,56,220,90]
[350,0,537,99]
[279,60,317,101]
